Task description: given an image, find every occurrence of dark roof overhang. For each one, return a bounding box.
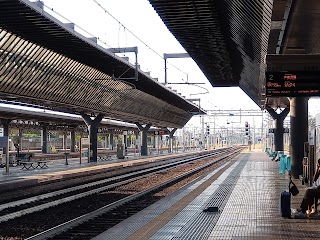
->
[148,0,272,107]
[0,0,206,129]
[264,0,320,109]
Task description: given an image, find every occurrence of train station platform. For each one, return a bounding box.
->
[93,150,320,240]
[0,150,201,194]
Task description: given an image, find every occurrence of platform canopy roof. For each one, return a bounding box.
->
[0,104,140,132]
[0,0,205,129]
[148,0,320,110]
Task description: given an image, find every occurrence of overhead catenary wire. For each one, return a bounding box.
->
[40,0,195,88]
[92,0,190,83]
[38,0,191,85]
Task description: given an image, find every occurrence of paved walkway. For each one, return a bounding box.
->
[94,150,319,240]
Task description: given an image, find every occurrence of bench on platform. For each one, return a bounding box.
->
[20,162,34,170]
[99,155,112,161]
[16,153,32,165]
[36,160,48,169]
[21,160,48,170]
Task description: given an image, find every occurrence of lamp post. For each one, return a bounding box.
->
[201,115,205,150]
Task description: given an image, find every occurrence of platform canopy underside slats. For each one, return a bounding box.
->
[149,0,273,107]
[0,0,203,129]
[149,0,320,109]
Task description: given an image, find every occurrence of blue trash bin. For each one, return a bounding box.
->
[279,154,286,174]
[285,155,291,171]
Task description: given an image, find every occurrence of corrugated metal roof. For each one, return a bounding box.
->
[149,0,273,106]
[0,0,204,128]
[149,0,320,109]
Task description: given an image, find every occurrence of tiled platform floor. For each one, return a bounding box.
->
[94,151,320,240]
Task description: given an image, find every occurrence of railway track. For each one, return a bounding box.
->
[0,147,244,239]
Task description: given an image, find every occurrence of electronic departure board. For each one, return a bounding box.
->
[265,71,320,97]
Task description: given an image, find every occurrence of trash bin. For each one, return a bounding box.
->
[82,151,88,157]
[279,154,287,174]
[117,144,125,159]
[9,154,15,165]
[285,155,291,171]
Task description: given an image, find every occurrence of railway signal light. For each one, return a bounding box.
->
[245,122,249,135]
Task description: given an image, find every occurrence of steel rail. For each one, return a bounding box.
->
[0,152,216,211]
[0,150,230,222]
[26,149,242,240]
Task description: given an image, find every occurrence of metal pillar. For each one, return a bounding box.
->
[2,119,10,153]
[104,135,108,149]
[164,53,190,84]
[136,123,151,156]
[81,113,104,162]
[124,133,127,154]
[267,107,289,151]
[290,97,308,179]
[153,135,156,148]
[108,47,139,81]
[201,115,205,150]
[70,130,75,152]
[134,131,139,156]
[2,119,11,173]
[110,131,114,150]
[63,132,67,151]
[182,127,185,152]
[167,128,177,153]
[41,123,48,154]
[18,129,22,152]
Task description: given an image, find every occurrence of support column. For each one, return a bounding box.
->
[201,115,205,150]
[63,132,67,151]
[2,119,11,173]
[153,135,156,148]
[136,123,151,156]
[182,127,185,152]
[81,113,104,162]
[105,135,108,149]
[18,129,23,153]
[266,107,289,151]
[2,119,11,155]
[290,97,308,179]
[135,131,139,153]
[124,132,127,154]
[70,130,75,152]
[167,128,177,153]
[41,123,48,154]
[110,130,114,150]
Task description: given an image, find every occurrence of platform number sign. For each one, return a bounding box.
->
[266,71,320,97]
